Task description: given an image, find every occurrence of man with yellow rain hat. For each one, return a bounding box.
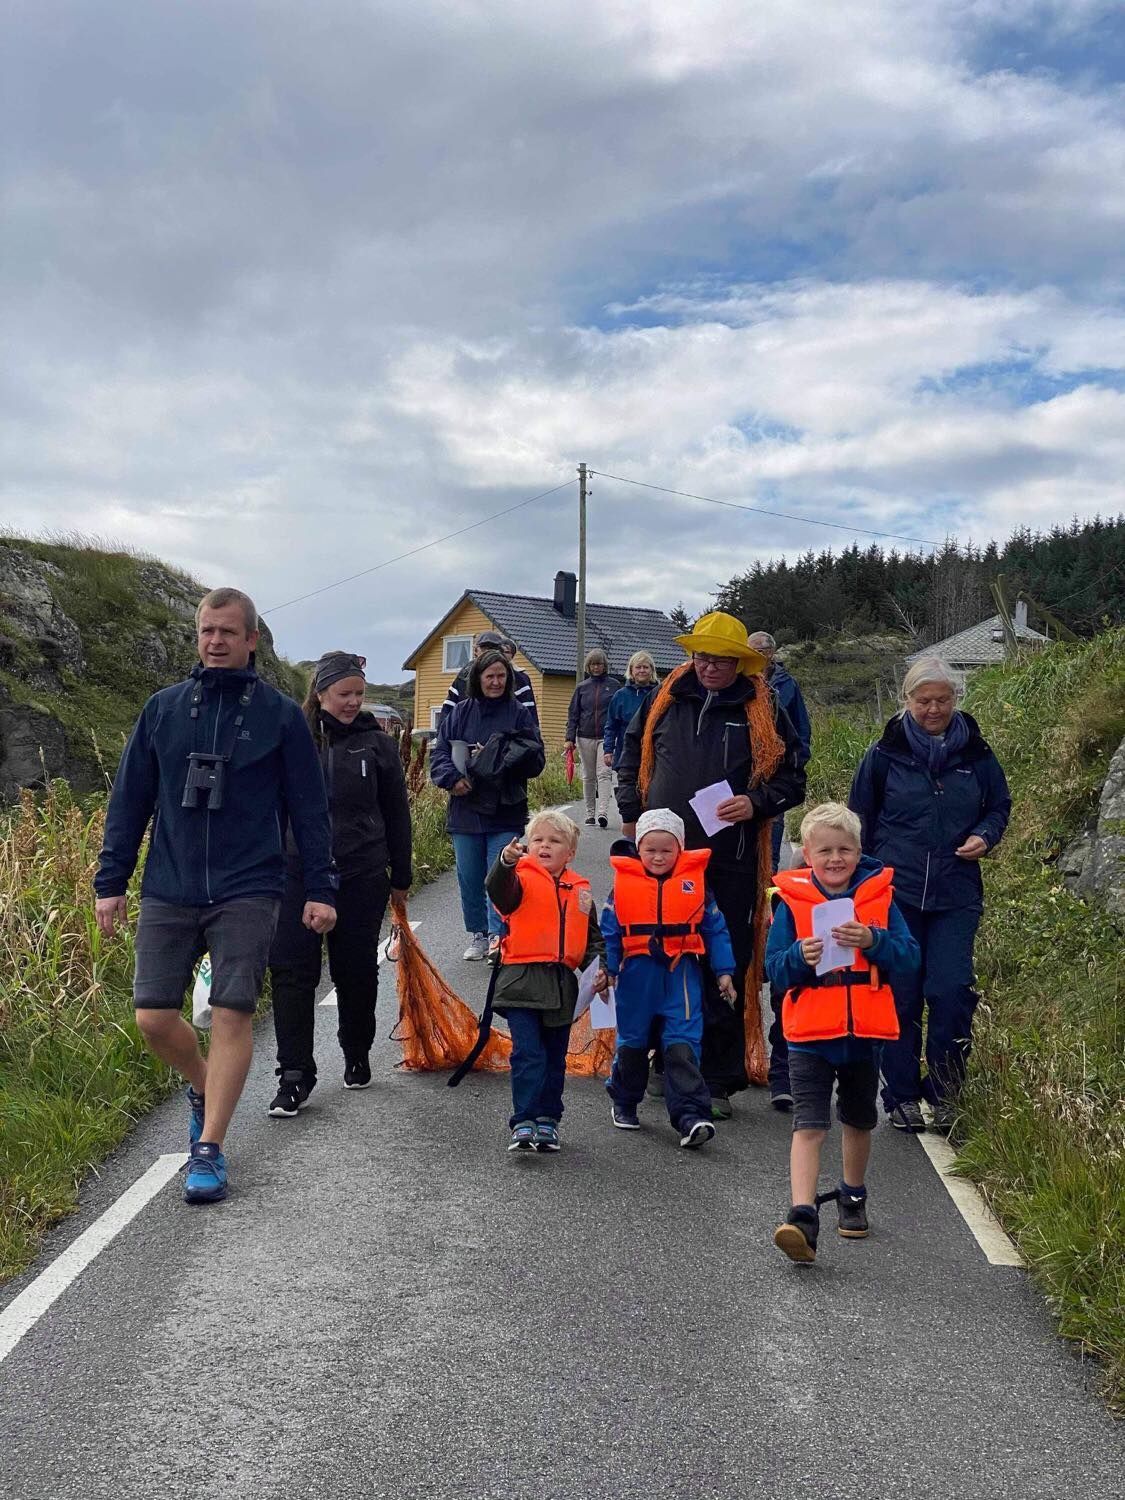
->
[614,611,807,1117]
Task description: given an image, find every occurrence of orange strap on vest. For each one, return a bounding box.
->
[772,867,900,1043]
[611,847,711,966]
[500,857,591,970]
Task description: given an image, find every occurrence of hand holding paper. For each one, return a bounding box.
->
[811,898,856,975]
[688,780,735,838]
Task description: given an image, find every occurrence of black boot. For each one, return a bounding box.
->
[773,1204,819,1263]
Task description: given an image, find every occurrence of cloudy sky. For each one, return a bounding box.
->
[3,1,1123,679]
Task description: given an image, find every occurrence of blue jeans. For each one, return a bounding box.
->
[451,830,519,935]
[881,902,982,1111]
[505,1007,570,1127]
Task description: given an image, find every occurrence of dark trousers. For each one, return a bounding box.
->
[269,871,389,1081]
[881,902,982,1111]
[608,1042,711,1133]
[770,816,784,873]
[505,1008,571,1128]
[699,860,758,1096]
[767,985,790,1095]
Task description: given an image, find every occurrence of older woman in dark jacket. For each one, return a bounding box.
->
[268,651,413,1116]
[848,657,1010,1133]
[430,649,545,962]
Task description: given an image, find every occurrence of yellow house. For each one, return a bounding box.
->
[402,571,684,747]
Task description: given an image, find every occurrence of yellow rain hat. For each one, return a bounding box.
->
[674,611,767,674]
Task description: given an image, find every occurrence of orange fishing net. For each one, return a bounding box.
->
[389,903,615,1079]
[390,907,512,1073]
[637,659,784,1087]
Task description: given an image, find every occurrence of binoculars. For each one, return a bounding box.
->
[182,753,228,810]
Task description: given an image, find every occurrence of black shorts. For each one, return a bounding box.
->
[789,1048,879,1133]
[133,897,280,1013]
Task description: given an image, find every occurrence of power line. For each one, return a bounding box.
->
[589,469,942,550]
[263,478,576,615]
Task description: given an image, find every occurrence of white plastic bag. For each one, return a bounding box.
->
[192,954,213,1030]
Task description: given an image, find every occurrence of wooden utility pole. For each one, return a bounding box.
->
[576,462,588,679]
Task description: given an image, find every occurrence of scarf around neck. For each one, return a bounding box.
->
[903,708,969,778]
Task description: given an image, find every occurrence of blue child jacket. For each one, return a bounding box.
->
[96,663,336,907]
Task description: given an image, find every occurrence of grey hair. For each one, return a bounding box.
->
[747,631,776,651]
[900,657,961,710]
[196,587,258,635]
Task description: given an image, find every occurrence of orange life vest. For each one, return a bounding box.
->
[772,867,900,1043]
[611,847,711,966]
[500,856,591,969]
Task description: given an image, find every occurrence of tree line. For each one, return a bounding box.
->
[693,515,1125,646]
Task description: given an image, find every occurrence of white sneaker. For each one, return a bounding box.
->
[463,932,489,961]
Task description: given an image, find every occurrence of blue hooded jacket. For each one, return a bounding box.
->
[429,694,544,835]
[602,680,657,767]
[767,662,811,760]
[96,663,336,907]
[848,712,1010,912]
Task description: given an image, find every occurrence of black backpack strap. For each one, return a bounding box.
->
[448,961,501,1088]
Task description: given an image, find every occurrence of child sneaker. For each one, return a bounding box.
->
[507,1121,537,1152]
[773,1205,819,1263]
[533,1120,561,1153]
[610,1103,640,1130]
[183,1142,227,1204]
[186,1084,206,1146]
[679,1118,716,1149]
[837,1189,869,1239]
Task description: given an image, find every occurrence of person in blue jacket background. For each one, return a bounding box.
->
[848,657,1011,1134]
[748,631,812,871]
[602,651,658,771]
[94,588,337,1205]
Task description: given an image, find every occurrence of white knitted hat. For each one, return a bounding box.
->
[636,808,685,848]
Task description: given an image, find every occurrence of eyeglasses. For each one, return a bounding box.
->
[693,652,738,667]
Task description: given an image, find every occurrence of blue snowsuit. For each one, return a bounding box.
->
[601,846,737,1132]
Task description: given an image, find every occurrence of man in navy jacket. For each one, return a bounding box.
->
[95,588,336,1204]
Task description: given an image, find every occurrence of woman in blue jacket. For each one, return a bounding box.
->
[848,658,1010,1134]
[602,652,658,771]
[430,649,545,962]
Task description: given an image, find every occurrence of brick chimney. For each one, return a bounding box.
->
[553,570,577,619]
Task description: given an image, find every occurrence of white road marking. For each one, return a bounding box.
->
[319,921,421,1006]
[0,1152,186,1367]
[915,1106,1024,1267]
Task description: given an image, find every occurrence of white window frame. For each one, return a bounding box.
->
[442,634,473,673]
[430,705,444,731]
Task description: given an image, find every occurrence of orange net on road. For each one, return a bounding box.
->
[564,1009,615,1078]
[390,911,511,1074]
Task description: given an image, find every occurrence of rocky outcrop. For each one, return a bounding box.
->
[0,546,85,687]
[1060,735,1125,916]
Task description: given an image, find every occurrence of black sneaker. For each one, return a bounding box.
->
[597,816,608,828]
[770,1090,794,1112]
[679,1118,716,1149]
[584,816,596,826]
[343,1057,372,1090]
[268,1072,310,1118]
[929,1099,957,1134]
[889,1100,925,1132]
[837,1189,869,1238]
[773,1205,819,1263]
[611,1103,640,1130]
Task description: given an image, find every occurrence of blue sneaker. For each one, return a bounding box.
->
[183,1142,227,1204]
[187,1085,206,1147]
[533,1120,560,1153]
[611,1103,640,1130]
[507,1121,537,1153]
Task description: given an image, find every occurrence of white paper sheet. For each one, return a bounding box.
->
[812,898,856,975]
[590,992,617,1031]
[191,954,213,1030]
[572,956,602,1020]
[688,779,736,838]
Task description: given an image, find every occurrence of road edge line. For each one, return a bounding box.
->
[0,1152,186,1367]
[915,1111,1024,1267]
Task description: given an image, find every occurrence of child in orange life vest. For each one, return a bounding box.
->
[485,809,607,1154]
[600,808,737,1149]
[767,802,920,1263]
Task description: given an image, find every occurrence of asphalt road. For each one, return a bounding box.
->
[1,804,1121,1499]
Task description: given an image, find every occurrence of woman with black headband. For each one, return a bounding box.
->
[267,650,413,1115]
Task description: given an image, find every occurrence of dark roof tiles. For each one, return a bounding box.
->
[467,589,684,675]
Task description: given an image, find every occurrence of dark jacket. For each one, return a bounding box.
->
[96,663,336,907]
[767,662,811,760]
[439,664,538,726]
[848,712,1011,912]
[430,696,545,835]
[485,856,605,1022]
[566,673,623,741]
[615,667,807,868]
[289,711,412,888]
[602,681,657,767]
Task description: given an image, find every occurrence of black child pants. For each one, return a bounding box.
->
[269,871,390,1081]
